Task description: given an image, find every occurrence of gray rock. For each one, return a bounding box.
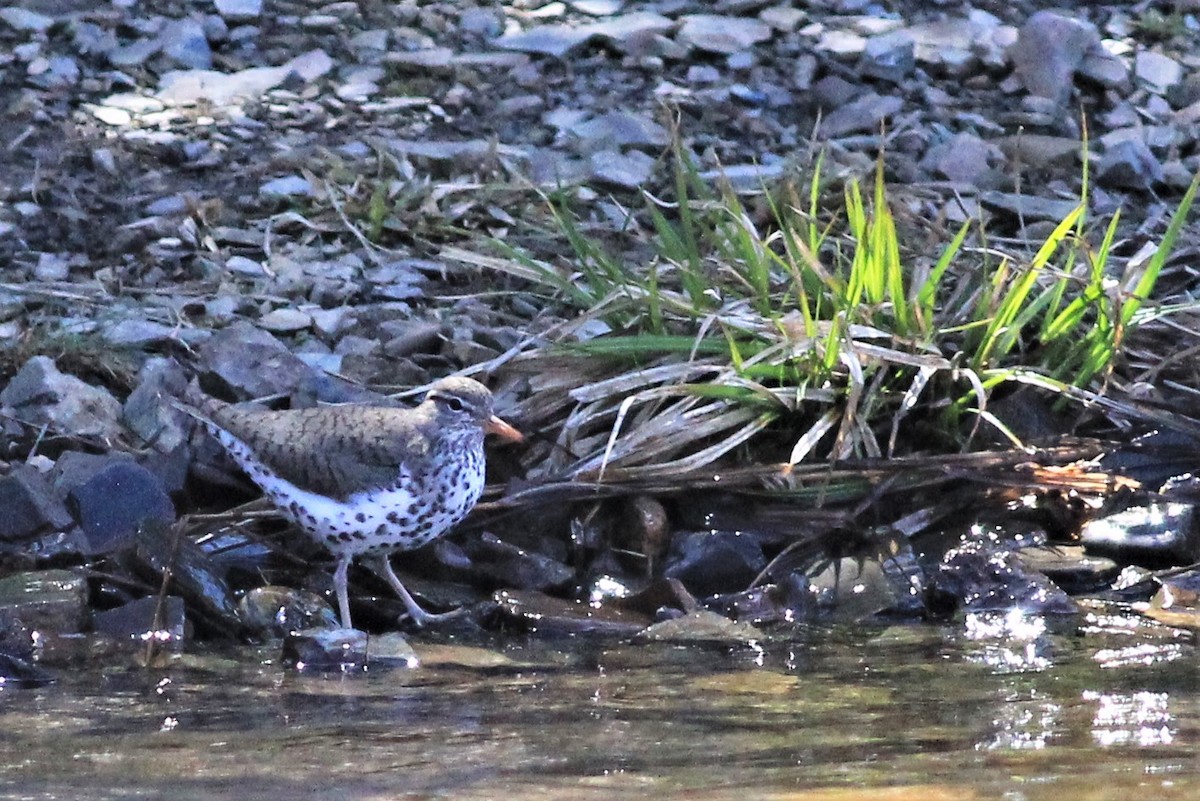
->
[1078,49,1130,91]
[108,37,163,68]
[569,111,670,151]
[588,149,656,189]
[34,252,70,281]
[161,17,212,70]
[225,255,265,276]
[816,29,866,58]
[68,461,176,555]
[214,0,261,22]
[979,191,1081,222]
[584,11,674,49]
[677,15,772,55]
[0,7,54,32]
[259,175,316,200]
[995,135,1080,169]
[819,92,903,138]
[100,319,182,347]
[197,321,318,399]
[29,56,80,90]
[0,466,73,543]
[859,30,914,83]
[93,596,187,644]
[459,8,502,37]
[258,308,313,333]
[1135,50,1183,95]
[156,65,291,106]
[1097,138,1163,190]
[922,132,1004,184]
[123,357,190,453]
[0,570,88,633]
[52,450,134,494]
[0,356,123,442]
[1010,11,1100,103]
[495,24,592,58]
[761,6,806,32]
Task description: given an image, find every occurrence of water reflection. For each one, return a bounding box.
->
[1,614,1199,799]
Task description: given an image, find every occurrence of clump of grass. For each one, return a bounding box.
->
[469,143,1200,479]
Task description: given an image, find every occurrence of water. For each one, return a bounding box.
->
[2,607,1198,800]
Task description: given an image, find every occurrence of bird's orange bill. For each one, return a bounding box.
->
[485,415,524,443]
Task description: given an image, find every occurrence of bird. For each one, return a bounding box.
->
[179,376,523,630]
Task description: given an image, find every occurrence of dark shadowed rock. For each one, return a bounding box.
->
[128,520,240,632]
[663,530,766,597]
[819,93,904,138]
[68,461,176,555]
[464,532,574,591]
[282,627,370,670]
[0,465,73,543]
[1097,139,1163,190]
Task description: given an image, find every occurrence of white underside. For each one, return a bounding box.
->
[212,426,483,556]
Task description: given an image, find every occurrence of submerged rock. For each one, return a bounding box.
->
[636,609,764,645]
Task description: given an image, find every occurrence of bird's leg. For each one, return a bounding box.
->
[363,555,465,627]
[333,556,354,630]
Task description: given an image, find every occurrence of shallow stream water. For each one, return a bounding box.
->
[2,607,1198,801]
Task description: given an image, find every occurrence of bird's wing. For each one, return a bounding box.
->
[205,406,428,501]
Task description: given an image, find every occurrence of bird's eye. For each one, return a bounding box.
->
[444,396,465,412]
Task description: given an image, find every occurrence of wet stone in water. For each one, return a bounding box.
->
[93,596,188,645]
[239,586,339,639]
[282,627,370,671]
[0,570,89,633]
[932,540,1077,616]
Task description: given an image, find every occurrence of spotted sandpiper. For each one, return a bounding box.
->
[181,376,523,629]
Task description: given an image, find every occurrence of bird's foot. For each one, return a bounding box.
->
[401,605,469,628]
